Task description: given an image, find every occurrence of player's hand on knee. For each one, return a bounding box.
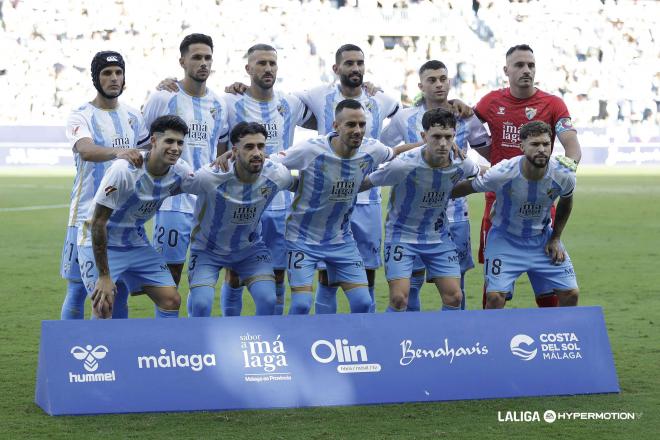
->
[156,77,180,92]
[448,99,473,118]
[91,276,116,318]
[224,82,248,95]
[362,81,382,96]
[545,237,566,264]
[115,148,143,167]
[211,150,234,172]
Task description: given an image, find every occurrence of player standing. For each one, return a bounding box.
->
[142,33,228,288]
[78,115,194,319]
[220,44,311,316]
[380,60,490,311]
[60,51,148,319]
[274,99,415,314]
[186,122,296,317]
[363,109,480,311]
[452,121,579,308]
[297,44,400,314]
[473,44,581,308]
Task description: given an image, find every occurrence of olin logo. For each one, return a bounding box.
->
[71,345,108,372]
[310,339,381,374]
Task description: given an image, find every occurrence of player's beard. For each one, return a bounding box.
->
[340,72,363,89]
[254,75,275,90]
[527,155,548,168]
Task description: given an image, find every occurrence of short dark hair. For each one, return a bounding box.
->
[334,98,363,117]
[230,121,268,145]
[335,44,363,64]
[180,33,213,56]
[506,44,534,58]
[247,44,277,57]
[150,115,189,137]
[520,121,551,140]
[418,60,447,76]
[421,108,456,131]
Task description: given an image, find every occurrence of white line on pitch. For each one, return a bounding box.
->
[0,204,68,212]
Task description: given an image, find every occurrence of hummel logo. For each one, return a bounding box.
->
[71,345,109,372]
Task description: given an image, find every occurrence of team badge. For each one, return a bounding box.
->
[546,188,558,199]
[365,101,374,113]
[525,107,537,120]
[359,160,369,171]
[210,107,217,117]
[260,186,272,199]
[277,104,286,117]
[497,107,505,115]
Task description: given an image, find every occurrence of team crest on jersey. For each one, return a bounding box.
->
[277,104,286,117]
[104,185,117,196]
[364,101,374,113]
[359,160,370,171]
[260,186,273,199]
[546,188,559,199]
[497,107,506,115]
[525,107,537,120]
[128,116,136,129]
[450,172,461,185]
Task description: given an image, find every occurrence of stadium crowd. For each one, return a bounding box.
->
[1,0,658,142]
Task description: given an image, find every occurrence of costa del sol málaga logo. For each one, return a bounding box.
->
[510,334,537,361]
[71,345,108,372]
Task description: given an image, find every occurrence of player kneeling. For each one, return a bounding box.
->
[78,115,194,318]
[186,122,297,317]
[361,109,480,311]
[452,121,579,308]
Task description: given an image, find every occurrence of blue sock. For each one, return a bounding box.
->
[368,285,376,313]
[221,282,243,316]
[441,303,460,311]
[315,284,338,314]
[189,285,215,317]
[407,275,424,312]
[386,305,405,312]
[248,280,276,315]
[155,306,179,318]
[345,286,371,313]
[460,274,467,310]
[274,282,285,315]
[289,291,313,314]
[61,280,87,319]
[111,281,129,319]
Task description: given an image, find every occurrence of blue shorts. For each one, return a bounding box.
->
[484,228,578,296]
[188,242,275,288]
[60,226,81,281]
[152,211,194,264]
[411,221,474,275]
[261,209,287,270]
[385,241,460,282]
[78,245,175,296]
[351,204,383,269]
[286,240,367,288]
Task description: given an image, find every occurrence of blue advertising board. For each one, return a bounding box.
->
[35,307,619,415]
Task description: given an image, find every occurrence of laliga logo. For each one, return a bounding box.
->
[71,345,109,372]
[510,334,537,361]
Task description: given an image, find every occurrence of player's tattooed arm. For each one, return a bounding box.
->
[75,138,143,167]
[90,203,115,318]
[546,195,573,264]
[156,77,180,92]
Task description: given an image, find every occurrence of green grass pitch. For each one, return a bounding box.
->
[0,168,658,439]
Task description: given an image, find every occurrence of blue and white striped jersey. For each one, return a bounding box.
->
[224,91,309,210]
[380,105,490,223]
[187,160,294,255]
[78,154,194,247]
[273,134,393,245]
[370,147,479,244]
[142,86,228,214]
[297,84,399,205]
[65,102,149,228]
[471,156,576,237]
